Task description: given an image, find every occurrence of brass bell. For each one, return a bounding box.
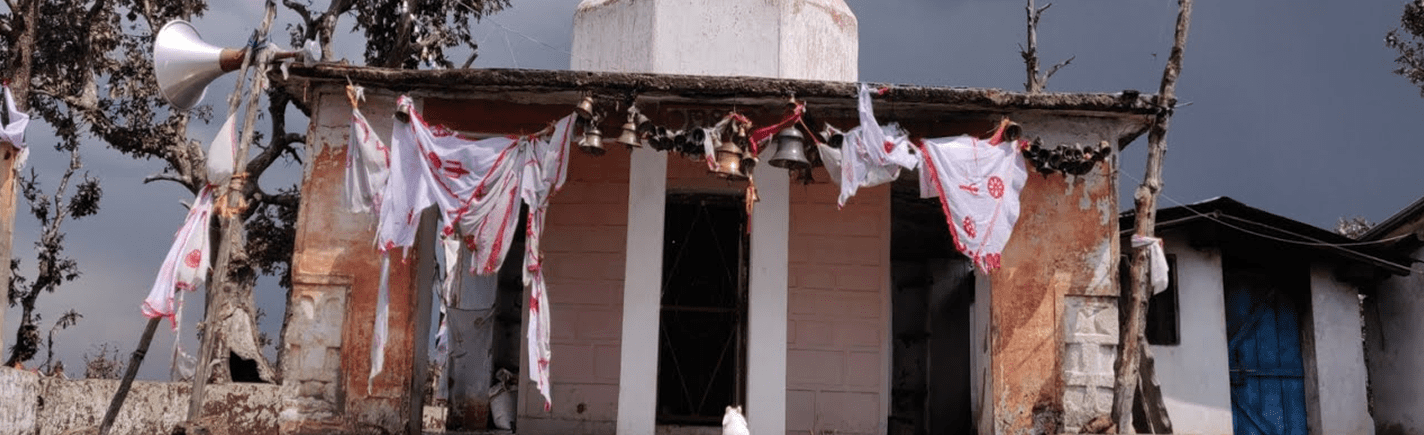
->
[575,96,595,120]
[769,126,810,170]
[617,116,641,149]
[712,140,746,180]
[581,126,605,156]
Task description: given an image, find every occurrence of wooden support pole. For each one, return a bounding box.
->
[99,317,162,435]
[1113,0,1192,433]
[188,0,278,421]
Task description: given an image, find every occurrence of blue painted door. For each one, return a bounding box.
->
[1226,270,1309,435]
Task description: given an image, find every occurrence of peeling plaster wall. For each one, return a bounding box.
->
[283,89,422,434]
[989,115,1137,434]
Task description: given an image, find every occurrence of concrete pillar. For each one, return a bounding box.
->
[572,1,856,434]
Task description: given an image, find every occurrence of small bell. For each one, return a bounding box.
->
[618,115,641,149]
[575,96,595,120]
[712,139,746,180]
[769,127,810,170]
[581,125,605,156]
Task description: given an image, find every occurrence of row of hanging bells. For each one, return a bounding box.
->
[571,95,813,178]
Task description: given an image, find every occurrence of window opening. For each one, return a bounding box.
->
[1119,254,1180,346]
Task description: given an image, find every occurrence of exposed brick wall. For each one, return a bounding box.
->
[786,176,890,435]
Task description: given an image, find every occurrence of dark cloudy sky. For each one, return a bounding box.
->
[7,0,1424,379]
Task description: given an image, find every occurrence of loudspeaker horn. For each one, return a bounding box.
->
[154,20,245,110]
[154,20,309,110]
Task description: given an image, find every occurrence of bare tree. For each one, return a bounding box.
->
[5,146,102,368]
[1021,0,1074,93]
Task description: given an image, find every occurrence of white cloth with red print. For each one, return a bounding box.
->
[142,186,216,325]
[2,84,31,169]
[345,106,390,213]
[830,83,918,208]
[369,95,575,410]
[918,135,1028,272]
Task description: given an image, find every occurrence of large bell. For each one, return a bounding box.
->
[769,127,810,170]
[153,20,246,110]
[712,140,746,180]
[581,126,605,156]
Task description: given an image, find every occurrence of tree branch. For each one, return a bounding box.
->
[142,172,191,186]
[283,0,314,28]
[1042,55,1075,83]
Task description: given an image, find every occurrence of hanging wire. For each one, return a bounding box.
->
[456,2,573,58]
[1119,169,1412,247]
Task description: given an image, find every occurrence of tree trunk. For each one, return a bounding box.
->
[1,0,39,359]
[1113,1,1192,433]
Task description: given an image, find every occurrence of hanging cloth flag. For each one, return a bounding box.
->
[1,84,31,169]
[206,114,239,186]
[1130,235,1171,294]
[832,84,918,208]
[369,252,392,393]
[918,135,1028,272]
[345,105,390,213]
[517,108,575,412]
[370,95,576,410]
[142,186,216,326]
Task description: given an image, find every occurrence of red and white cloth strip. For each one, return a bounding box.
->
[141,185,216,326]
[749,103,805,156]
[1,84,31,169]
[918,135,1028,272]
[829,83,918,208]
[345,106,390,214]
[370,95,575,409]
